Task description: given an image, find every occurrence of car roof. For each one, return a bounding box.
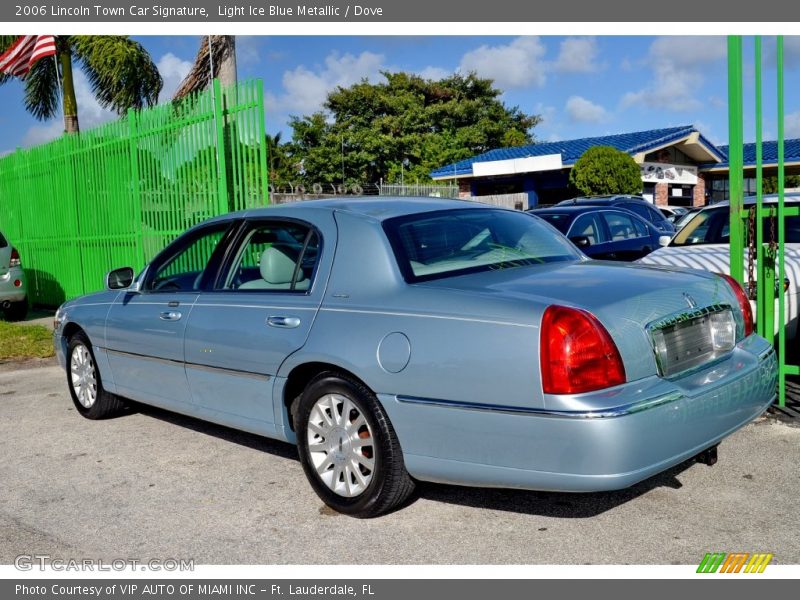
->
[234,196,489,222]
[557,195,647,205]
[700,192,800,209]
[531,205,633,215]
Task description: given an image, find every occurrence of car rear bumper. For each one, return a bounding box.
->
[380,334,776,492]
[0,267,26,303]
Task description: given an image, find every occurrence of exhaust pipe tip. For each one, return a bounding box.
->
[0,301,11,310]
[696,445,718,466]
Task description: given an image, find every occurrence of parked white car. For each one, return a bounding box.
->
[0,230,27,321]
[638,196,800,339]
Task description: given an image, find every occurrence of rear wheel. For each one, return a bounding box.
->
[67,332,124,419]
[295,372,415,517]
[4,300,28,321]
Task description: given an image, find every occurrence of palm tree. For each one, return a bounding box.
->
[0,35,162,134]
[266,131,285,182]
[173,36,237,101]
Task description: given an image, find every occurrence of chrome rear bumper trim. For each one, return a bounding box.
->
[396,391,684,419]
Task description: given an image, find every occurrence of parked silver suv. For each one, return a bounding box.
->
[0,231,27,321]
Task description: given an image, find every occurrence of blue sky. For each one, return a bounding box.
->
[1,35,800,154]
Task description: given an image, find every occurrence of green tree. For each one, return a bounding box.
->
[762,175,800,194]
[286,72,540,184]
[266,131,296,183]
[0,35,162,135]
[569,146,642,196]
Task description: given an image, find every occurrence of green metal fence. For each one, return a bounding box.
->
[728,36,792,407]
[0,78,269,306]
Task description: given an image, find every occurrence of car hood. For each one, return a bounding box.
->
[419,259,743,381]
[61,289,120,310]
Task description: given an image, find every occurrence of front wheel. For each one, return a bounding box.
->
[67,332,125,419]
[295,372,415,517]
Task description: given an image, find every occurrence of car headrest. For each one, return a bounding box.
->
[259,246,297,284]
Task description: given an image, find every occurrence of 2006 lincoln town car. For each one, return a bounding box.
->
[54,198,777,517]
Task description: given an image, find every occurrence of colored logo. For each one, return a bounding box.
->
[697,552,773,573]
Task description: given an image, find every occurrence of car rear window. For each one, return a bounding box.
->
[534,212,571,234]
[383,208,581,282]
[0,232,7,248]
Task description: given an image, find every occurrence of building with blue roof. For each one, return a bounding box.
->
[430,125,800,208]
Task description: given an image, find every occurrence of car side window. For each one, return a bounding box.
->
[648,205,668,225]
[569,213,609,245]
[603,212,644,241]
[146,224,230,292]
[632,215,649,237]
[220,221,320,292]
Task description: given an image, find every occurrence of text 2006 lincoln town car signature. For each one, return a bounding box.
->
[54,198,777,517]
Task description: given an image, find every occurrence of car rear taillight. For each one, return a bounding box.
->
[540,305,626,395]
[9,247,20,268]
[719,273,754,338]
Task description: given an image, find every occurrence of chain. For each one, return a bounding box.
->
[747,206,756,299]
[770,206,778,255]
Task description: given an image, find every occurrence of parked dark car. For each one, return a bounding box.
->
[556,195,675,234]
[531,205,666,261]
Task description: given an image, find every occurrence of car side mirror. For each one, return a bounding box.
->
[105,267,136,291]
[569,235,591,248]
[658,235,672,247]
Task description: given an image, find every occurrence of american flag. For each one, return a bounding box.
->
[0,35,57,77]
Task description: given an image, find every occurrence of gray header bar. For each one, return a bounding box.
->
[3,0,800,23]
[2,579,794,600]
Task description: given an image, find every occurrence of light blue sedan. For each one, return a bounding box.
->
[54,198,777,517]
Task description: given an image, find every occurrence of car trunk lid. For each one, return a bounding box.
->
[419,259,743,382]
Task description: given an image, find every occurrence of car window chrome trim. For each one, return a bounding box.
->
[102,347,271,381]
[396,391,684,419]
[193,302,318,311]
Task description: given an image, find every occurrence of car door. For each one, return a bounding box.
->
[566,212,615,259]
[600,210,653,261]
[104,221,234,410]
[182,213,336,432]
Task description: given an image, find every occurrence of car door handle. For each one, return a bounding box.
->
[267,316,301,328]
[159,311,182,321]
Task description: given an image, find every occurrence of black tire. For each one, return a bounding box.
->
[4,300,28,321]
[66,332,125,420]
[295,372,415,517]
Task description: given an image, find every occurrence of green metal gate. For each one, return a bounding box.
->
[0,78,269,306]
[728,36,792,407]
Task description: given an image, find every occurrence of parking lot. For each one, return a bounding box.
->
[0,358,797,565]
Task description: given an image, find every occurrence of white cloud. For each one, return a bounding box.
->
[763,36,800,70]
[565,96,609,123]
[621,36,726,112]
[266,50,385,116]
[22,68,115,147]
[692,120,722,145]
[554,38,602,73]
[235,36,264,67]
[648,36,727,68]
[157,52,193,102]
[459,37,547,88]
[787,112,800,138]
[418,66,451,81]
[22,120,64,147]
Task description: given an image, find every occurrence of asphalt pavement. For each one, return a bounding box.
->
[1,360,798,565]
